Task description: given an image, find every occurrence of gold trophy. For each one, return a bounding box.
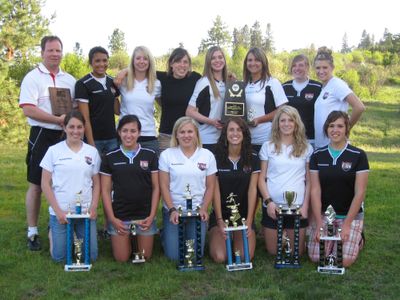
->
[129,222,145,264]
[74,237,83,265]
[185,239,195,268]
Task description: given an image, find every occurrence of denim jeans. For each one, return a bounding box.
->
[94,138,118,155]
[49,215,98,262]
[161,208,207,261]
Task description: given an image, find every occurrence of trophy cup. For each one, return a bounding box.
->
[65,191,92,271]
[128,222,145,264]
[317,205,345,275]
[275,191,301,269]
[177,184,205,271]
[223,193,252,271]
[221,81,247,124]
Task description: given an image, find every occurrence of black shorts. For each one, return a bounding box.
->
[261,206,308,229]
[26,126,62,185]
[208,211,256,231]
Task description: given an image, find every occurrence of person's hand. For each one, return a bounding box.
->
[112,218,129,235]
[217,218,227,240]
[313,220,323,242]
[340,221,351,242]
[300,206,308,219]
[199,207,209,222]
[266,201,278,220]
[248,118,259,127]
[56,210,68,224]
[169,210,179,225]
[58,114,66,127]
[113,69,128,87]
[210,119,223,130]
[89,206,97,220]
[138,216,154,231]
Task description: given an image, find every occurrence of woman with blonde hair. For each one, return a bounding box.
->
[119,46,161,153]
[186,46,228,153]
[258,105,313,256]
[159,116,217,260]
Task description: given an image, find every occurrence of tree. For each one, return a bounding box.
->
[198,16,231,53]
[250,21,263,49]
[341,33,352,53]
[232,25,251,50]
[0,0,52,61]
[358,30,373,50]
[263,23,274,53]
[108,28,127,55]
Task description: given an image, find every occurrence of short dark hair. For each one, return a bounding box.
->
[64,110,85,127]
[88,46,109,64]
[323,111,350,137]
[41,35,63,51]
[117,115,142,132]
[167,48,192,76]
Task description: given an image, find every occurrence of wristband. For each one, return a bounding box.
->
[168,207,177,216]
[262,197,272,208]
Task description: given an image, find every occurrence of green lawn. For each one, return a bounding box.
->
[0,86,399,299]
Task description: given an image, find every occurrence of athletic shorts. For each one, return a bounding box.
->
[261,205,308,229]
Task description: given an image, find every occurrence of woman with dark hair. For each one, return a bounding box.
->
[209,117,260,263]
[40,110,100,262]
[100,115,160,262]
[308,111,369,267]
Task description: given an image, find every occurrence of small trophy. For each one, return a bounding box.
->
[317,205,345,275]
[221,81,247,124]
[275,191,301,269]
[224,193,252,271]
[65,191,92,271]
[128,222,145,264]
[177,184,204,271]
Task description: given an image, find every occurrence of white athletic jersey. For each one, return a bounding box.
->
[120,78,161,137]
[19,63,76,130]
[188,77,225,144]
[40,141,100,215]
[314,77,352,148]
[245,77,288,145]
[259,141,313,206]
[159,146,217,209]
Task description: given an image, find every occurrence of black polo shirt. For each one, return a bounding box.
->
[100,146,158,220]
[310,144,369,215]
[75,73,120,140]
[282,79,322,139]
[216,153,260,220]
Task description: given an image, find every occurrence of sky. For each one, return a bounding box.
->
[41,0,400,57]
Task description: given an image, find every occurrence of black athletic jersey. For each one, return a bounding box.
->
[282,79,322,139]
[310,143,369,215]
[157,71,201,134]
[100,146,158,220]
[75,73,120,140]
[216,153,260,220]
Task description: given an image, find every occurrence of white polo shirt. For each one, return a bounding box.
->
[259,141,313,206]
[245,77,288,145]
[314,77,352,148]
[40,141,101,215]
[19,63,76,130]
[159,146,217,209]
[120,78,161,137]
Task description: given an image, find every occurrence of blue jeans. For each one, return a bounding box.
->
[139,139,159,157]
[94,138,118,155]
[161,208,207,261]
[49,215,98,262]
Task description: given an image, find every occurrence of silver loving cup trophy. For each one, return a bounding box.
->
[318,205,345,275]
[65,192,92,271]
[177,184,204,271]
[129,222,145,264]
[223,193,252,271]
[275,191,301,269]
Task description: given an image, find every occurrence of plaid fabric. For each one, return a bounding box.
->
[308,217,363,263]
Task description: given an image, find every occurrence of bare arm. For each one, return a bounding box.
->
[22,105,64,126]
[89,174,100,219]
[78,102,95,146]
[199,174,216,221]
[246,172,259,226]
[310,171,323,239]
[301,163,311,219]
[41,169,67,224]
[113,68,128,87]
[114,97,121,115]
[159,170,180,224]
[346,93,365,128]
[186,105,223,130]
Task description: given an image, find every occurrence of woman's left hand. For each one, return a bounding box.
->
[340,221,351,242]
[138,216,154,231]
[89,207,97,220]
[199,207,209,222]
[300,206,308,219]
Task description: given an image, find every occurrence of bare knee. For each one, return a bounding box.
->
[210,250,226,263]
[343,257,357,267]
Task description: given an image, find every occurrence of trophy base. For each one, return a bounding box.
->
[274,262,301,269]
[318,266,345,275]
[177,264,205,272]
[226,262,252,272]
[132,258,146,264]
[64,263,92,272]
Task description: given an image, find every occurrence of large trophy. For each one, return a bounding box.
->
[223,193,252,271]
[275,191,301,269]
[177,184,204,271]
[126,221,145,264]
[318,205,345,275]
[65,192,92,271]
[221,81,247,124]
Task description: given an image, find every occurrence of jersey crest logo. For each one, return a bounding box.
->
[197,162,206,171]
[85,156,92,165]
[322,92,329,100]
[341,161,352,171]
[305,93,314,101]
[243,166,252,173]
[140,160,149,170]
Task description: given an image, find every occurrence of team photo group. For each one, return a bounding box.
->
[19,34,369,273]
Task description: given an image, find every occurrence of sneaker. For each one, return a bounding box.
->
[27,234,41,251]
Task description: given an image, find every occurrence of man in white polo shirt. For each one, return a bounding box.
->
[19,36,76,251]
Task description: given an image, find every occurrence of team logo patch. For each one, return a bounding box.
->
[140,160,149,170]
[243,166,252,173]
[197,162,207,171]
[85,156,92,165]
[342,161,352,172]
[322,92,329,100]
[305,93,314,101]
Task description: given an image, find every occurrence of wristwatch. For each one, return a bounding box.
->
[262,197,272,208]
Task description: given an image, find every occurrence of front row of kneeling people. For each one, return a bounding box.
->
[41,107,369,269]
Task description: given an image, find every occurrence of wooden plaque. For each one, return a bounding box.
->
[221,81,247,124]
[49,87,72,116]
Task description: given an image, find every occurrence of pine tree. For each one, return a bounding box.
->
[108,28,127,55]
[198,16,231,53]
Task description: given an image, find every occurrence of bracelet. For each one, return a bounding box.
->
[262,197,272,208]
[168,207,177,216]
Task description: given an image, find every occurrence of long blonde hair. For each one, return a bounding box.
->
[126,46,157,93]
[203,46,228,99]
[270,105,308,157]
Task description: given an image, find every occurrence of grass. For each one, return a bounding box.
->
[0,86,399,299]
